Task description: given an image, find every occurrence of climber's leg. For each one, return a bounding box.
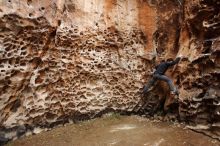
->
[143,76,157,94]
[154,74,178,95]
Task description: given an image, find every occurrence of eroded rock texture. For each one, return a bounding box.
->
[177,0,220,140]
[0,0,157,140]
[0,0,219,141]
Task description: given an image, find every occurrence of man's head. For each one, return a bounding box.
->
[161,59,165,63]
[155,58,165,65]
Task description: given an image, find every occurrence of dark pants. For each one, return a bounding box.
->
[143,74,176,94]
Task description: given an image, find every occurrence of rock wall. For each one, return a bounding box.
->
[0,0,219,141]
[177,0,220,140]
[137,0,220,140]
[0,0,157,140]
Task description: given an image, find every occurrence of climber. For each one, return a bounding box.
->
[0,135,9,145]
[142,56,183,95]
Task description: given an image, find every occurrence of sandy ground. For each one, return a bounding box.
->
[6,115,220,146]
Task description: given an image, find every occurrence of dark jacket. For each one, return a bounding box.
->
[154,57,181,75]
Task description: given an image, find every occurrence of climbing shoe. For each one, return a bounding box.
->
[171,90,179,95]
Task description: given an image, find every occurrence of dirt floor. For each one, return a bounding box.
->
[6,115,220,146]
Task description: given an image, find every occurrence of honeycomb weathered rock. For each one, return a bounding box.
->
[0,0,219,141]
[0,0,157,140]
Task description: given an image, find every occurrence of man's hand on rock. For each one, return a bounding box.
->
[177,54,183,58]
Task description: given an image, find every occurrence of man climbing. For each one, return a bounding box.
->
[142,56,182,95]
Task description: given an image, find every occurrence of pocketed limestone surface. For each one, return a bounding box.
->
[0,0,219,141]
